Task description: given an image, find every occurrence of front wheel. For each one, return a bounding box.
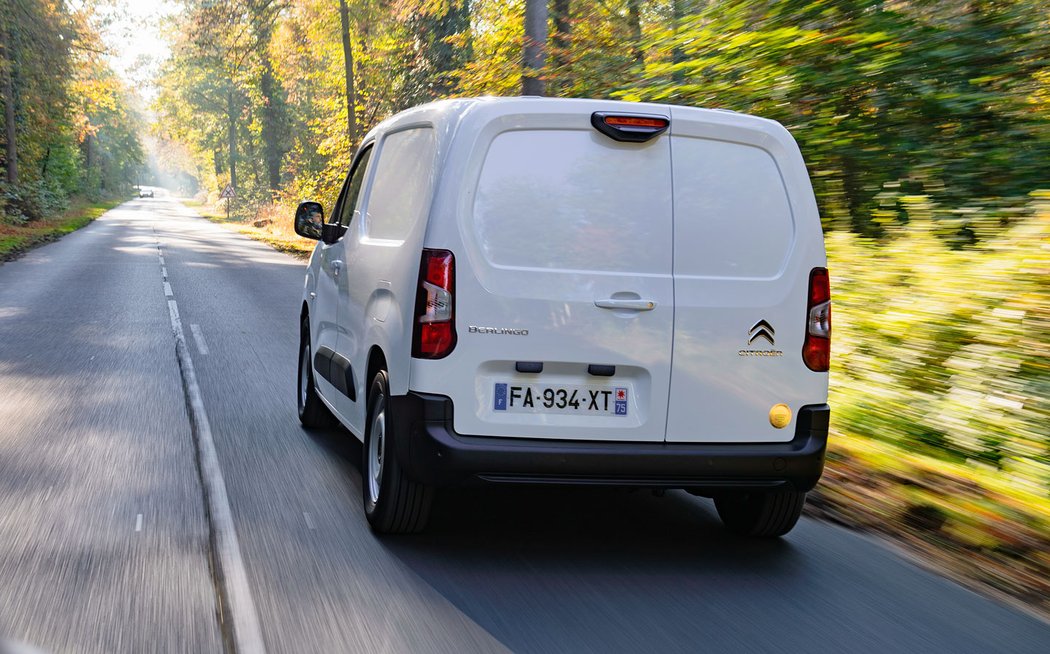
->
[297,317,337,429]
[363,370,434,533]
[714,490,806,537]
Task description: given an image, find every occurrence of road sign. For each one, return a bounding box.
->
[219,184,236,199]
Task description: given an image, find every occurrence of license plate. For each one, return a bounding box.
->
[493,383,629,416]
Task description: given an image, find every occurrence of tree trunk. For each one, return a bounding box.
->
[627,0,644,68]
[260,57,283,194]
[522,0,548,96]
[245,112,261,190]
[252,11,286,197]
[84,133,94,178]
[427,1,471,98]
[339,0,358,145]
[671,0,686,82]
[226,87,237,190]
[550,0,571,96]
[1,16,17,185]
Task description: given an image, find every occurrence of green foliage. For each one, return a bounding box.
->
[1,177,69,224]
[619,0,1050,233]
[829,192,1050,484]
[1,0,144,218]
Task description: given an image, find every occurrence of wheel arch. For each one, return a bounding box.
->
[366,346,388,398]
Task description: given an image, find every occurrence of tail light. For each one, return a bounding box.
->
[591,112,669,142]
[803,267,831,372]
[412,249,456,359]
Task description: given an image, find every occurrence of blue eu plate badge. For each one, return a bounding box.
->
[614,387,628,415]
[494,383,508,411]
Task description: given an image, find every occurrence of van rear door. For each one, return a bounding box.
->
[445,105,674,442]
[664,108,828,443]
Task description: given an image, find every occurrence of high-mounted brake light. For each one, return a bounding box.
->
[412,249,456,359]
[591,112,669,143]
[803,267,831,372]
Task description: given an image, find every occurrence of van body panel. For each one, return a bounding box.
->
[306,97,828,459]
[663,107,828,443]
[411,99,677,441]
[335,122,441,433]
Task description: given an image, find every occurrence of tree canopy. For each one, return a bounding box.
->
[1,0,144,222]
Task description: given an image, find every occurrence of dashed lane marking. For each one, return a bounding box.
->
[190,324,210,355]
[157,231,266,654]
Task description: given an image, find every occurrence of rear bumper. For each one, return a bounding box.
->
[392,393,829,493]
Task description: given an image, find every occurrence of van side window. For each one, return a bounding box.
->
[364,127,437,241]
[337,144,374,228]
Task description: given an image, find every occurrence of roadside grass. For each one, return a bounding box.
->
[810,434,1050,618]
[0,198,124,262]
[187,200,315,259]
[183,196,1050,619]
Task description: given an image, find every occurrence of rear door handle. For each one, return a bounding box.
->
[595,298,655,311]
[332,260,342,276]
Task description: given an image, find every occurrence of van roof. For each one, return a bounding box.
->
[363,97,785,146]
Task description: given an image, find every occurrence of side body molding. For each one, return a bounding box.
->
[313,346,357,402]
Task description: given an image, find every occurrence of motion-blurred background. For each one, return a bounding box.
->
[2,0,1048,619]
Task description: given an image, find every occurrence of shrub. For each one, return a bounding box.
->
[1,178,70,224]
[829,191,1050,489]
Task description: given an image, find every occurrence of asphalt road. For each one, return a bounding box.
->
[1,199,1048,654]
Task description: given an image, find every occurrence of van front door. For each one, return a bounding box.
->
[313,144,374,428]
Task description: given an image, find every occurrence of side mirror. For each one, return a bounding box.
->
[321,222,346,244]
[294,201,325,240]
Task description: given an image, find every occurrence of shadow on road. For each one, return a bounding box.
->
[303,422,815,654]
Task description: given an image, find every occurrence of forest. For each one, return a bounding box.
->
[0,0,142,224]
[3,2,1049,495]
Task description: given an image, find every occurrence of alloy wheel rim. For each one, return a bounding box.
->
[368,400,385,503]
[299,342,310,411]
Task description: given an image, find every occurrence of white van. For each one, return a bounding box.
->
[293,97,831,538]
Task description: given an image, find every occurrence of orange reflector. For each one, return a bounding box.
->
[604,116,669,129]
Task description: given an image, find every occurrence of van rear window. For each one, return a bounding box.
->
[671,137,795,279]
[472,130,672,274]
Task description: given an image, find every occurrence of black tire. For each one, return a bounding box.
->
[297,317,338,429]
[363,370,433,534]
[714,490,806,537]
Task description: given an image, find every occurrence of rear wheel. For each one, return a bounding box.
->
[714,490,806,537]
[363,370,433,533]
[297,317,337,429]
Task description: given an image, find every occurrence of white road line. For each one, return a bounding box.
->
[135,514,143,532]
[163,281,173,297]
[166,298,267,653]
[161,266,168,279]
[190,324,210,355]
[159,255,165,265]
[303,512,315,531]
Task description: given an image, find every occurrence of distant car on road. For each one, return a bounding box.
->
[138,189,154,198]
[293,97,832,538]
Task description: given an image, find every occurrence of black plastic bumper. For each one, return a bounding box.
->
[391,393,830,493]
